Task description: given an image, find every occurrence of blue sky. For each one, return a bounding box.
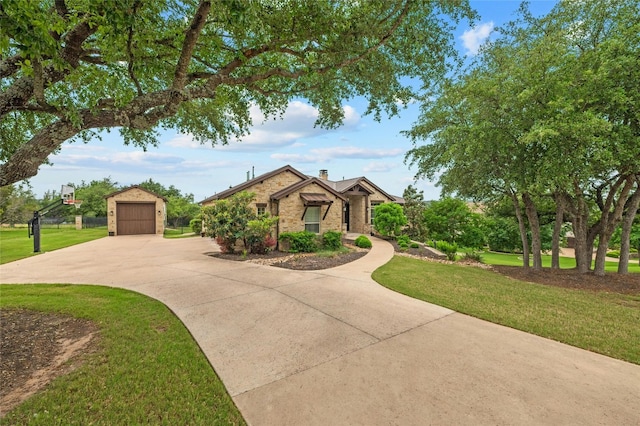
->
[26,1,557,202]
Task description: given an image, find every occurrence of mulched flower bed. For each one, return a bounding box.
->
[207,239,370,270]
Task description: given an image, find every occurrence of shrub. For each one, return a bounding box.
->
[462,250,483,263]
[606,250,620,258]
[410,242,420,249]
[189,215,202,234]
[245,215,279,254]
[354,235,372,248]
[396,234,411,246]
[215,236,233,254]
[202,191,256,254]
[279,231,319,253]
[435,240,458,261]
[322,230,343,250]
[373,203,407,237]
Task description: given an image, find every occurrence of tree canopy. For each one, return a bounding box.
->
[0,0,474,186]
[405,0,639,275]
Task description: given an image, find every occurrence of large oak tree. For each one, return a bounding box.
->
[0,0,474,186]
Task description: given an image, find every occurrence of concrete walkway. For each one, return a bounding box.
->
[1,235,639,425]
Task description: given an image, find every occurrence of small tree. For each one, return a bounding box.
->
[402,185,427,239]
[201,192,256,253]
[423,198,471,243]
[373,203,407,237]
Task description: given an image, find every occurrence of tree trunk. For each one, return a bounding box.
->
[570,195,592,273]
[593,176,634,276]
[618,179,640,274]
[594,233,612,277]
[510,190,529,269]
[522,192,542,271]
[551,192,564,270]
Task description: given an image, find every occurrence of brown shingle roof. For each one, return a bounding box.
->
[271,177,347,202]
[334,177,396,201]
[300,193,334,205]
[199,165,308,204]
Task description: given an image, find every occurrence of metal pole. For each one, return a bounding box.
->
[31,211,41,252]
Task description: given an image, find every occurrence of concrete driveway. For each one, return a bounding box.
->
[1,235,639,425]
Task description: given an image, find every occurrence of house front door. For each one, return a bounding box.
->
[345,203,350,231]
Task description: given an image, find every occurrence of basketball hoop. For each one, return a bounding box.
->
[64,199,83,209]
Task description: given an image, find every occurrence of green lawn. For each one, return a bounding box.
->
[372,256,640,365]
[163,228,198,238]
[0,285,245,425]
[0,227,107,264]
[479,251,640,273]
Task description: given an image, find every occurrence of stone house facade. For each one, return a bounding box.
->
[200,165,402,241]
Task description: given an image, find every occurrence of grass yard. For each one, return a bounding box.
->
[0,227,107,265]
[480,251,639,273]
[0,285,245,425]
[372,256,640,365]
[163,228,198,238]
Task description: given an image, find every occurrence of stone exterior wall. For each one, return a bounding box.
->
[348,182,395,235]
[106,188,165,236]
[276,182,344,235]
[348,195,368,234]
[201,170,402,241]
[202,169,304,216]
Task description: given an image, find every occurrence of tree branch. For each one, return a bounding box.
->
[0,19,96,118]
[54,0,69,18]
[0,54,22,79]
[126,1,144,96]
[172,1,211,92]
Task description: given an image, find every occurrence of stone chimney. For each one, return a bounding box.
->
[319,169,328,180]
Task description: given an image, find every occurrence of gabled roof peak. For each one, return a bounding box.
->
[199,164,307,204]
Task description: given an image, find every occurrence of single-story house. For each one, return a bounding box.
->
[105,186,167,236]
[199,165,404,239]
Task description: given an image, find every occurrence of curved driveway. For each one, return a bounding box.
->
[1,235,639,425]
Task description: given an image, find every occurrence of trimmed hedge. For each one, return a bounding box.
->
[355,235,372,248]
[279,231,318,253]
[323,230,343,250]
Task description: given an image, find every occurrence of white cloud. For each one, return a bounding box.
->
[165,134,201,149]
[48,146,237,178]
[271,146,403,164]
[165,101,361,152]
[363,161,399,173]
[270,153,319,163]
[311,146,402,159]
[460,22,494,55]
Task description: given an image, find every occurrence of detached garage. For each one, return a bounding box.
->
[105,186,167,236]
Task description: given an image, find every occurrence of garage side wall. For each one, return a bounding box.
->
[106,188,165,236]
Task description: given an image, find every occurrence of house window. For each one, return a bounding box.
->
[256,203,267,216]
[304,206,320,233]
[371,202,382,225]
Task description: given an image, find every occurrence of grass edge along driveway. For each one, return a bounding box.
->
[372,256,640,365]
[0,228,107,265]
[0,284,245,425]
